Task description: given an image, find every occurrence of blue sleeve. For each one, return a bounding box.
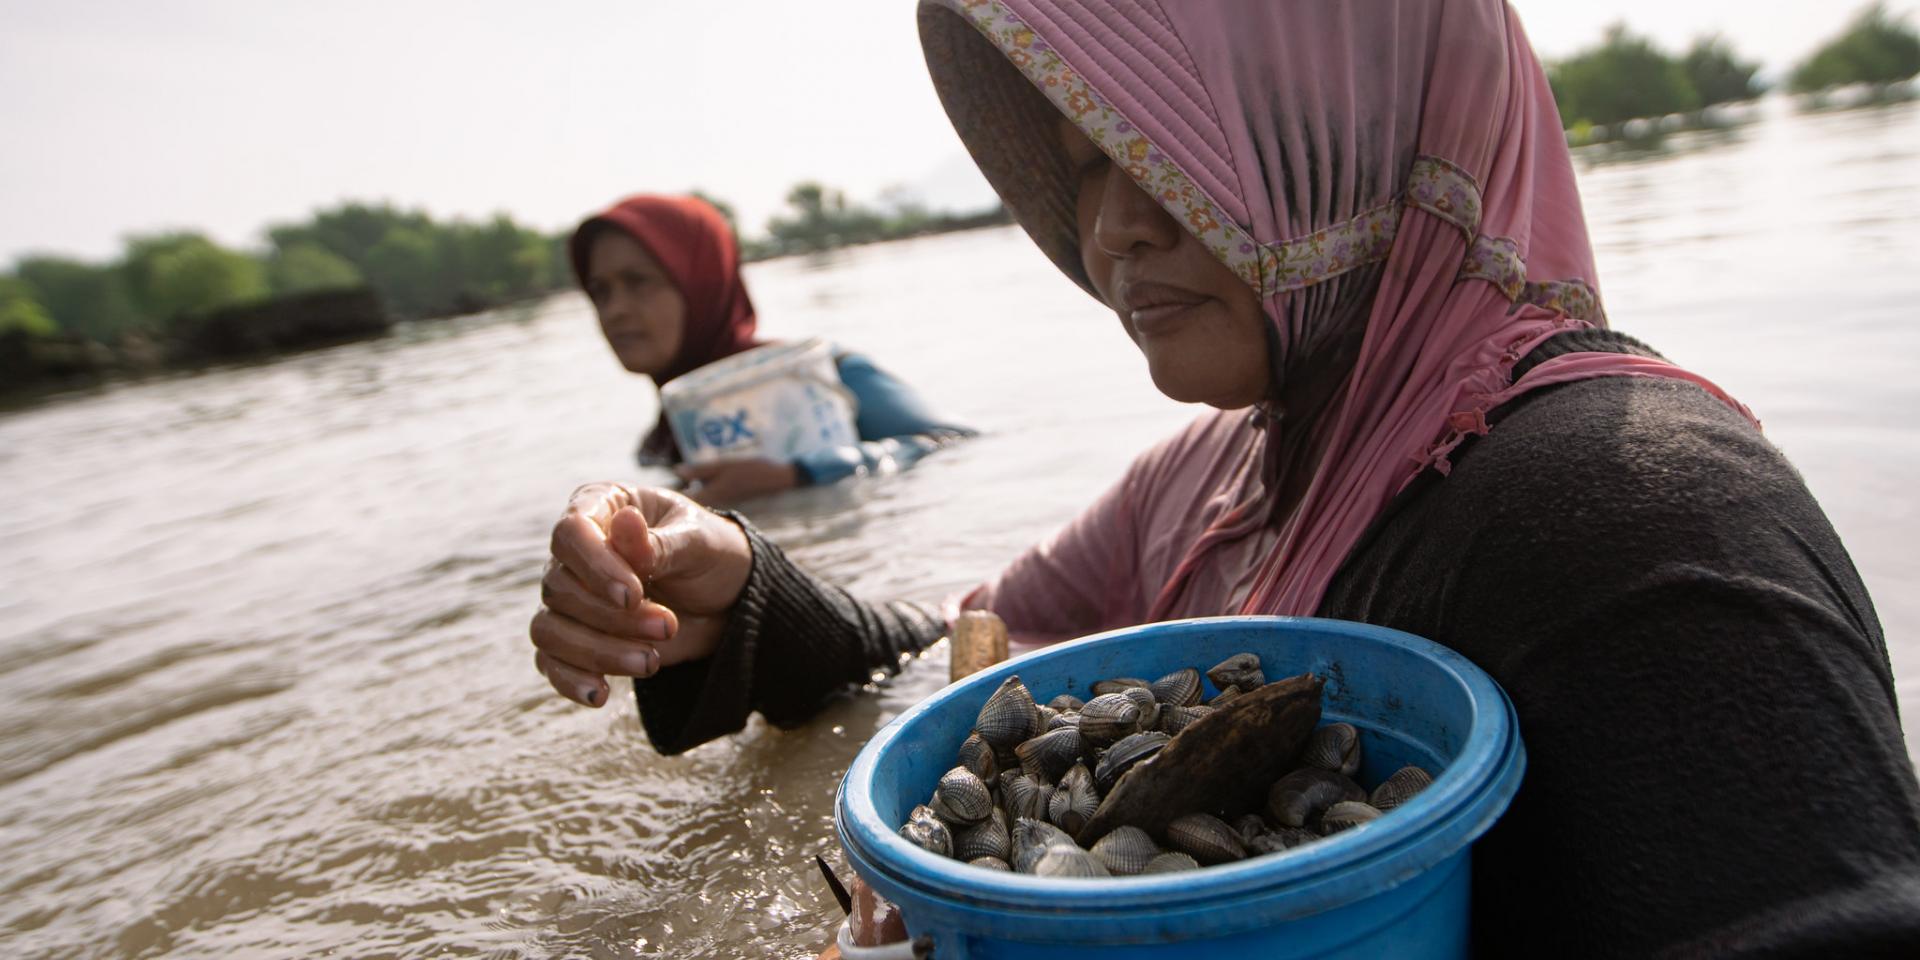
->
[792,352,975,487]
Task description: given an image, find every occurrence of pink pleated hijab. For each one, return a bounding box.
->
[919,0,1757,626]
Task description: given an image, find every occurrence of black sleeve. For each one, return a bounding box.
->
[632,512,947,755]
[1401,379,1920,958]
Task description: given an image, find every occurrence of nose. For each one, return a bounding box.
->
[1091,165,1182,259]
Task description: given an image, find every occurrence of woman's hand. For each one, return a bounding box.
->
[675,458,800,505]
[530,482,752,707]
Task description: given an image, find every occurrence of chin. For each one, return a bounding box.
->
[1144,353,1260,409]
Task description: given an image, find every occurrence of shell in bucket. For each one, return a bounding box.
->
[835,616,1526,959]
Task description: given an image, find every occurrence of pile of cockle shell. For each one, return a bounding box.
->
[897,652,1436,877]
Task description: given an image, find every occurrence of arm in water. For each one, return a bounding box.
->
[673,352,975,504]
[530,483,944,754]
[788,352,976,487]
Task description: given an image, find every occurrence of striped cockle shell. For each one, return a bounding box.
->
[1122,686,1161,735]
[901,804,951,858]
[1089,825,1160,876]
[1077,693,1144,747]
[1164,813,1247,866]
[930,766,993,826]
[1320,800,1384,835]
[1208,685,1243,708]
[1303,722,1363,777]
[1147,667,1202,707]
[1091,677,1150,696]
[1034,844,1110,877]
[974,675,1038,750]
[1371,765,1435,811]
[1014,726,1086,784]
[954,808,1011,862]
[968,855,1011,870]
[1141,851,1201,874]
[1092,730,1169,794]
[1206,652,1265,692]
[1157,703,1212,736]
[1047,693,1085,713]
[957,731,998,783]
[1003,774,1055,822]
[1047,710,1082,731]
[1047,764,1099,835]
[1267,767,1367,828]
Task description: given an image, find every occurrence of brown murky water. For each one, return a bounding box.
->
[2,97,1917,958]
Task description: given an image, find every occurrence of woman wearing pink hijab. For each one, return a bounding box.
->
[530,1,1920,954]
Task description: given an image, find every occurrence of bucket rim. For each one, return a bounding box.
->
[836,615,1525,918]
[658,336,835,401]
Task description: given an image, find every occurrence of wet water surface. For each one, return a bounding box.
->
[2,98,1917,958]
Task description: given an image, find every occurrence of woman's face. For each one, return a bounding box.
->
[1062,120,1270,409]
[585,229,687,376]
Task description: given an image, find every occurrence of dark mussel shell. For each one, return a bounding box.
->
[1092,730,1169,794]
[1267,767,1366,828]
[1206,652,1265,693]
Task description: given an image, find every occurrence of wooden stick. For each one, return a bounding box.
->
[949,610,1009,683]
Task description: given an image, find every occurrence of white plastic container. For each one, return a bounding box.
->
[658,338,859,464]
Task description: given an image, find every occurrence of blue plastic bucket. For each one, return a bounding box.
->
[835,616,1525,959]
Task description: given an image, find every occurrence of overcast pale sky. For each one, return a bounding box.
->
[0,1,1900,263]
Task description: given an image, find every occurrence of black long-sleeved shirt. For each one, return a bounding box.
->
[633,332,1920,957]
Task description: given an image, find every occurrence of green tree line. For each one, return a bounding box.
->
[2,204,567,345]
[1548,3,1920,133]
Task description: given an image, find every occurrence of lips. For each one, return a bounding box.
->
[1118,281,1211,334]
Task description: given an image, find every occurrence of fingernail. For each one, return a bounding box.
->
[607,582,630,609]
[584,686,601,706]
[638,616,670,641]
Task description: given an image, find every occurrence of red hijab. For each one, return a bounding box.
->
[568,194,762,460]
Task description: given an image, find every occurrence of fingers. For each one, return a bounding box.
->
[535,649,608,707]
[540,560,678,640]
[530,607,661,679]
[550,510,646,611]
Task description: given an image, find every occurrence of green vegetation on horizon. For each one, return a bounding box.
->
[1548,4,1918,134]
[1549,27,1761,130]
[1788,3,1920,94]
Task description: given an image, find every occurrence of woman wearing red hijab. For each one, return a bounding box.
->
[569,194,972,504]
